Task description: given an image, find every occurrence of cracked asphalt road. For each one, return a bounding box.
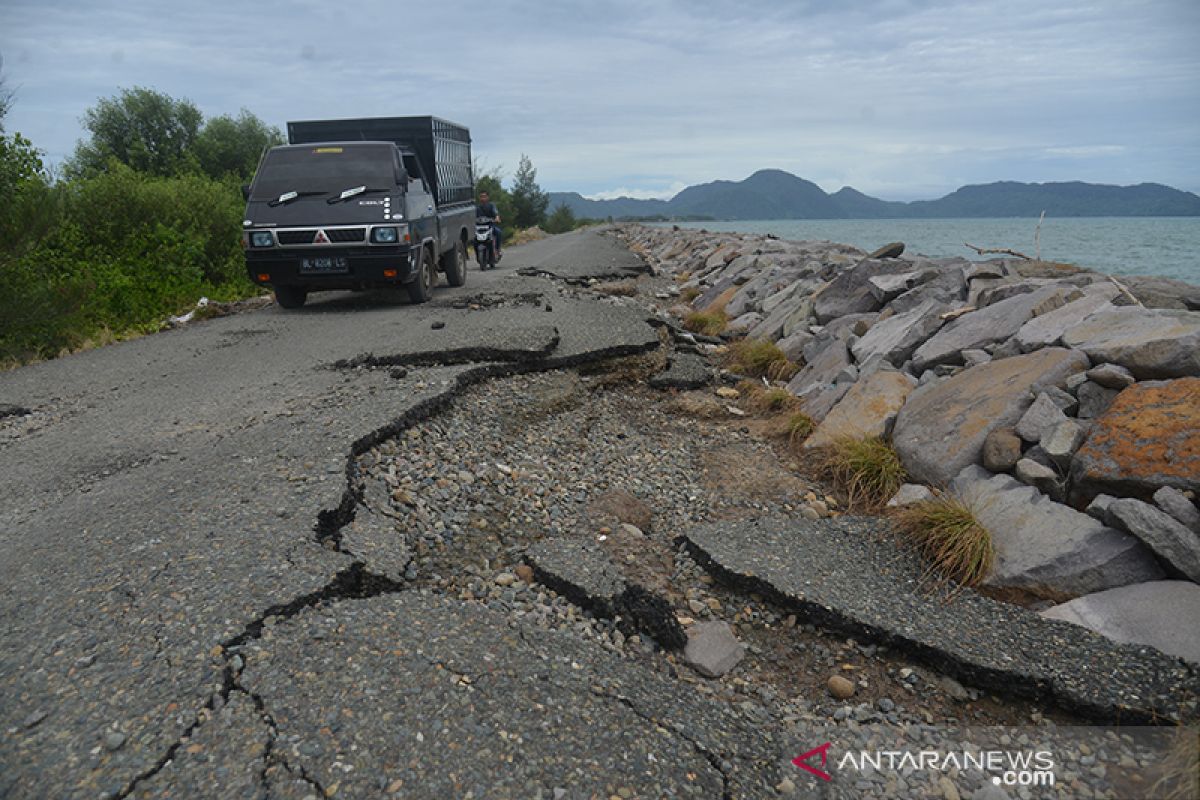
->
[0,230,796,799]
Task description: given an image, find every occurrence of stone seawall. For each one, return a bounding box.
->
[619,223,1200,663]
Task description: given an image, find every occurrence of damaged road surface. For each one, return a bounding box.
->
[5,227,1197,800]
[0,230,782,799]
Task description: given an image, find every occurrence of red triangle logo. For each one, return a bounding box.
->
[314,230,330,244]
[792,742,833,781]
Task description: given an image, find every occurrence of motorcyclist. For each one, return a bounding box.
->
[476,191,502,261]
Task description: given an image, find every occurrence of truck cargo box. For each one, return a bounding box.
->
[287,116,473,209]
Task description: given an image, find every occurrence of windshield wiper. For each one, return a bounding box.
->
[327,186,389,204]
[267,190,324,207]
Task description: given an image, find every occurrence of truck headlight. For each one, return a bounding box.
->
[371,226,399,244]
[249,231,275,248]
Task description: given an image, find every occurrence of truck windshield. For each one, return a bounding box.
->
[251,144,396,201]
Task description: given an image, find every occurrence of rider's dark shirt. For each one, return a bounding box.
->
[476,202,499,219]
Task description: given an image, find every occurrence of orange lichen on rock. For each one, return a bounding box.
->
[1070,377,1200,503]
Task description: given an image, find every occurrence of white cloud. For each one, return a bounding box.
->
[584,183,688,201]
[1,0,1198,196]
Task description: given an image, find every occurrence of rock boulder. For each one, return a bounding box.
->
[950,467,1164,600]
[1070,378,1200,503]
[1041,581,1200,664]
[893,348,1089,486]
[1062,307,1200,379]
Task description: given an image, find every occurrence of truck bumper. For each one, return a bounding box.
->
[245,246,415,290]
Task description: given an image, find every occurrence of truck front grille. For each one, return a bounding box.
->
[275,228,367,245]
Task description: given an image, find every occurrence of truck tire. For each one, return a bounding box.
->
[274,285,308,309]
[443,239,467,287]
[407,245,435,304]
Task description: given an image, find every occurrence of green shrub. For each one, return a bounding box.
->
[1,163,256,364]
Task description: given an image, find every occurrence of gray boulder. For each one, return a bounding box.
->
[1118,275,1200,311]
[1154,487,1200,534]
[812,258,915,324]
[951,466,1165,599]
[787,338,851,398]
[1012,287,1119,353]
[1062,307,1200,379]
[982,428,1023,473]
[1041,581,1200,664]
[1015,393,1069,443]
[1086,363,1136,389]
[912,285,1079,372]
[850,298,949,367]
[893,348,1089,486]
[774,329,814,363]
[1105,498,1200,583]
[886,483,934,507]
[1085,494,1118,522]
[1014,458,1060,494]
[1040,419,1087,469]
[805,368,916,448]
[1076,381,1119,419]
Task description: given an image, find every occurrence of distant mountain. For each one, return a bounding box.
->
[548,173,1200,220]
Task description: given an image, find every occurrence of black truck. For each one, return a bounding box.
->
[242,116,474,308]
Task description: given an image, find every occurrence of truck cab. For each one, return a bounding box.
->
[243,117,474,308]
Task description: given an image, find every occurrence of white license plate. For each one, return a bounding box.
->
[300,257,348,274]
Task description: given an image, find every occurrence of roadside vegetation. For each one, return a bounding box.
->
[894,495,994,587]
[682,310,728,336]
[724,338,799,381]
[819,435,906,510]
[0,69,578,366]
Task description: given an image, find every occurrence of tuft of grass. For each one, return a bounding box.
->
[894,496,994,587]
[680,286,702,304]
[683,310,728,336]
[821,435,906,510]
[1150,727,1200,800]
[786,412,815,447]
[724,338,799,381]
[737,380,799,413]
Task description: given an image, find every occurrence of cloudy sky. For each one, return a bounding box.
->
[2,0,1198,200]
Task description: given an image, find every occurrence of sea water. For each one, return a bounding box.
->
[661,218,1200,283]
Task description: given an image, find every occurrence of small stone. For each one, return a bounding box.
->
[1015,393,1068,443]
[716,387,740,399]
[799,506,820,521]
[877,697,895,713]
[939,675,970,701]
[494,572,517,587]
[982,429,1022,473]
[103,731,127,751]
[1086,362,1136,389]
[618,523,645,538]
[514,564,534,584]
[887,483,934,507]
[431,321,445,330]
[827,675,855,699]
[775,777,797,794]
[1085,493,1117,522]
[1154,486,1200,534]
[22,709,48,729]
[683,621,745,677]
[938,776,962,800]
[1077,381,1120,419]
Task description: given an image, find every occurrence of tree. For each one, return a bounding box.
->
[0,54,14,130]
[543,203,577,234]
[193,110,283,181]
[509,154,549,229]
[67,87,202,178]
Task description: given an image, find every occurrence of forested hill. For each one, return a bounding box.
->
[549,171,1200,220]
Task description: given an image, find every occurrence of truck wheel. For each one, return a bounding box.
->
[274,285,308,309]
[407,246,435,304]
[444,239,467,287]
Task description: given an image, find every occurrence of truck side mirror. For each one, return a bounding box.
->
[241,184,251,201]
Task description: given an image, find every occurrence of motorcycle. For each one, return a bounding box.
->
[474,216,499,270]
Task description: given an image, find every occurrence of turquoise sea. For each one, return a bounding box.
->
[661,218,1200,283]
